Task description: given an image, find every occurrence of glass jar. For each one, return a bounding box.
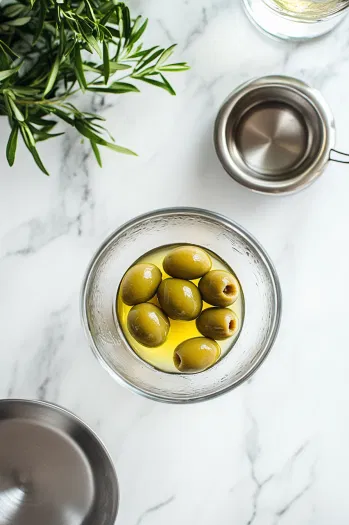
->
[242,0,349,40]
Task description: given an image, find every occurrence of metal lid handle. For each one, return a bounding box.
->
[329,149,349,164]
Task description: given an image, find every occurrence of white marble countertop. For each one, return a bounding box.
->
[2,1,349,523]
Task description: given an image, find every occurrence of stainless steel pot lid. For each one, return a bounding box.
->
[0,400,119,525]
[214,75,336,194]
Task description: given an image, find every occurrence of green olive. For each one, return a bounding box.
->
[199,270,240,307]
[173,337,220,373]
[127,303,170,347]
[157,278,202,321]
[196,307,239,340]
[120,263,162,306]
[163,245,212,280]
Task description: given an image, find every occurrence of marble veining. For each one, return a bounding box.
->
[1,0,349,523]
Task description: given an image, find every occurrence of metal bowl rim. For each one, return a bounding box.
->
[80,206,282,404]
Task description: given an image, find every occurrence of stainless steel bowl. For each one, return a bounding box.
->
[0,400,119,525]
[214,75,336,194]
[81,207,282,403]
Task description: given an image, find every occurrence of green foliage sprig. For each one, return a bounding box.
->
[0,0,189,174]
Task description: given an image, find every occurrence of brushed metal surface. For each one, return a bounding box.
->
[214,75,336,194]
[0,400,119,525]
[237,102,307,174]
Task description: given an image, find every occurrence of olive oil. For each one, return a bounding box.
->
[116,244,244,374]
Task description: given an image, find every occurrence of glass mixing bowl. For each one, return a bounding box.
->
[81,208,282,403]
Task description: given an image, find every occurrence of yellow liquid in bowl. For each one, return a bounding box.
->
[116,245,244,373]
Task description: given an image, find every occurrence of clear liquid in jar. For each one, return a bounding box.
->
[269,0,346,17]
